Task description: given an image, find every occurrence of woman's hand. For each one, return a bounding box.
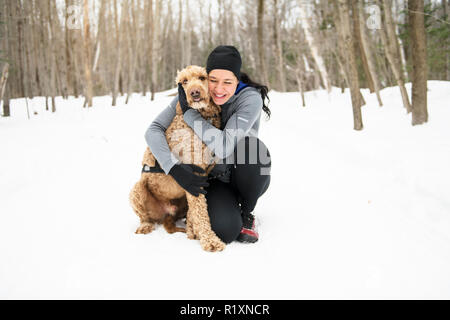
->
[168,163,209,196]
[178,83,191,114]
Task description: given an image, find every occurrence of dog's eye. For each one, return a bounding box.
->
[182,79,188,85]
[199,76,206,81]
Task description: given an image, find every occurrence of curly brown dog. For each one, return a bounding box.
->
[129,65,226,252]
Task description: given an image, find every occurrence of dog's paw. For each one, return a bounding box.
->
[186,229,198,240]
[135,222,155,234]
[199,234,226,252]
[186,222,197,240]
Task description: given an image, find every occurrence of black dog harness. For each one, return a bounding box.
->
[141,160,231,181]
[141,160,165,174]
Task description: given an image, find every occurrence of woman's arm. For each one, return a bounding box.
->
[182,89,263,160]
[145,96,180,174]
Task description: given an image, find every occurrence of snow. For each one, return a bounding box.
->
[1,81,450,299]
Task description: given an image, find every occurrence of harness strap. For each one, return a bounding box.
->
[207,165,232,181]
[141,160,165,174]
[142,160,230,179]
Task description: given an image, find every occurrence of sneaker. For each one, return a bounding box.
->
[237,211,259,243]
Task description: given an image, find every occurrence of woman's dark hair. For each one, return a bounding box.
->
[240,72,271,119]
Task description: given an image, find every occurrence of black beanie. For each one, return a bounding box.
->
[206,45,242,81]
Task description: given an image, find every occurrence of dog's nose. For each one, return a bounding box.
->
[190,89,201,98]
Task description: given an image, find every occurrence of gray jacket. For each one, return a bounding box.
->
[145,86,263,182]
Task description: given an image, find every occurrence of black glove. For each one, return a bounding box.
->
[169,163,209,196]
[178,83,191,114]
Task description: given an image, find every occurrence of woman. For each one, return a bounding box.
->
[145,45,271,244]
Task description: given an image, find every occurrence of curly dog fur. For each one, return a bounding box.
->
[129,65,226,252]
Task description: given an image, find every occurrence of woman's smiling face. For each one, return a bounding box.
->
[208,69,239,105]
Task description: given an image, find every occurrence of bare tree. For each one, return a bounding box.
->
[377,0,411,112]
[0,63,9,110]
[185,0,193,65]
[351,0,375,92]
[1,0,11,117]
[125,0,140,104]
[358,0,383,106]
[272,0,286,91]
[444,0,449,80]
[409,0,428,125]
[299,0,331,92]
[337,0,363,130]
[257,0,270,85]
[177,0,184,70]
[393,0,409,81]
[47,0,59,111]
[151,0,161,100]
[83,0,93,107]
[112,0,124,106]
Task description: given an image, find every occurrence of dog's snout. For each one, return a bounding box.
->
[190,89,201,98]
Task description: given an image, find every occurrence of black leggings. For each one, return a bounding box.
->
[205,136,271,244]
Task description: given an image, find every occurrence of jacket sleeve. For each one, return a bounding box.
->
[182,90,262,160]
[144,96,180,174]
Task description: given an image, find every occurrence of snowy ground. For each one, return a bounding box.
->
[1,81,449,299]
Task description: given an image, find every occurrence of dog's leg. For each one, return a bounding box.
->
[129,178,162,234]
[163,214,186,234]
[135,220,155,234]
[185,192,226,252]
[185,208,197,240]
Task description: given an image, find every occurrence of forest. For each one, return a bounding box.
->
[0,0,449,129]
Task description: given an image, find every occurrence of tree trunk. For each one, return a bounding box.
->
[51,2,69,99]
[147,0,153,99]
[0,65,9,102]
[293,61,306,107]
[83,0,93,107]
[184,0,191,67]
[409,0,428,125]
[65,0,73,95]
[257,0,270,86]
[272,0,286,92]
[299,1,331,92]
[177,0,184,70]
[393,0,409,81]
[151,0,161,101]
[112,0,122,106]
[2,1,11,117]
[65,0,79,98]
[126,0,139,104]
[377,0,412,112]
[23,0,37,99]
[37,1,49,106]
[358,0,383,106]
[383,0,407,77]
[337,0,363,130]
[48,0,65,100]
[0,63,9,116]
[47,0,58,111]
[15,1,26,98]
[444,0,449,80]
[351,0,375,92]
[331,2,351,93]
[334,49,349,93]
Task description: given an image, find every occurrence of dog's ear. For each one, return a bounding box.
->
[175,70,182,86]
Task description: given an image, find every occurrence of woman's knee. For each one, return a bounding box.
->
[206,180,242,244]
[210,210,242,244]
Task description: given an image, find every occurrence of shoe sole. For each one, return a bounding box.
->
[237,233,258,243]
